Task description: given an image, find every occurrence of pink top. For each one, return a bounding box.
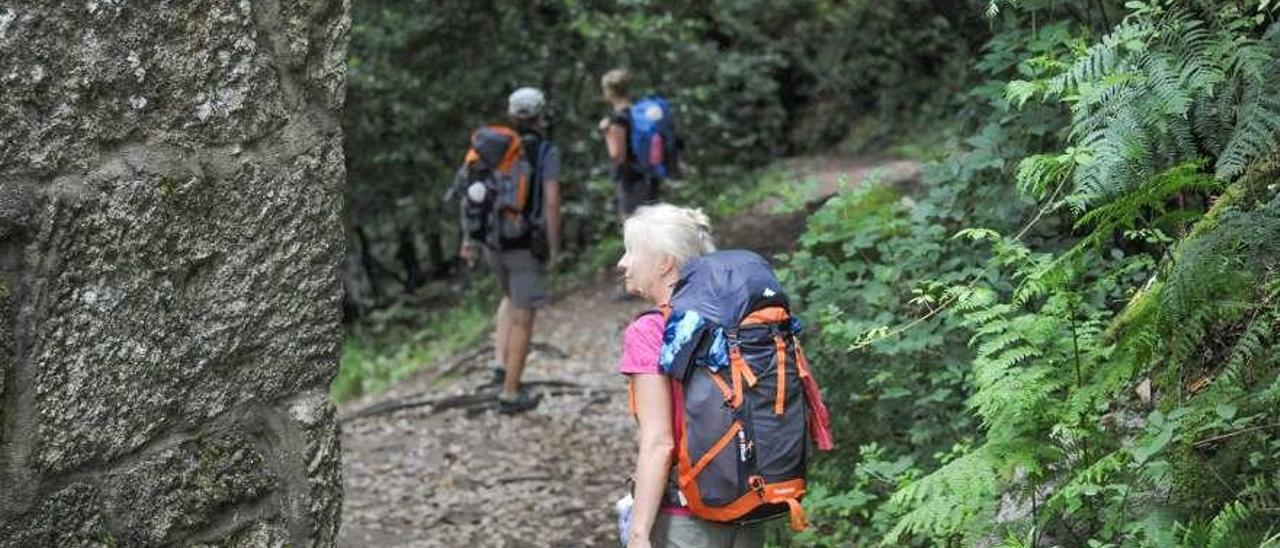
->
[619,313,665,375]
[619,313,691,516]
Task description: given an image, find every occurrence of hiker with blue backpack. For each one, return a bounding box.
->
[453,87,562,415]
[613,204,835,547]
[599,68,680,219]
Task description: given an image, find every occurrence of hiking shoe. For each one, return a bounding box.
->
[490,362,506,385]
[497,390,542,415]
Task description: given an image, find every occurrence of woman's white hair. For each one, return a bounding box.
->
[623,203,716,266]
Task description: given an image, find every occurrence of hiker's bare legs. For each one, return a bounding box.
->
[494,297,512,370]
[502,306,536,398]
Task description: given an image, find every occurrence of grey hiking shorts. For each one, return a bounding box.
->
[484,247,549,310]
[651,514,764,548]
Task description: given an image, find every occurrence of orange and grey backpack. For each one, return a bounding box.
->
[455,125,547,249]
[633,249,834,531]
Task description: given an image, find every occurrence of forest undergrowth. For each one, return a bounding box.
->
[783,1,1280,545]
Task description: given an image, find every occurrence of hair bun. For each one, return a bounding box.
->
[623,203,718,264]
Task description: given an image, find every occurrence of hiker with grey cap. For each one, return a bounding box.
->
[453,87,563,414]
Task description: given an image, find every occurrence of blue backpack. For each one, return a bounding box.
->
[628,96,680,180]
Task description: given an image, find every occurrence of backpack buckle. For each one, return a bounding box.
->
[748,475,766,496]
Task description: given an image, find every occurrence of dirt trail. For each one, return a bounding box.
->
[336,156,920,547]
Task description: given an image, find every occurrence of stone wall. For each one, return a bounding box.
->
[0,1,349,546]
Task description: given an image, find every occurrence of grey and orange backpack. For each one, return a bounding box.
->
[633,250,834,531]
[455,125,548,249]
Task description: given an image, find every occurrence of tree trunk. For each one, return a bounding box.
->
[426,228,449,279]
[397,226,424,292]
[356,225,385,304]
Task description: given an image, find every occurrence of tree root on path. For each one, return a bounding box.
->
[339,339,574,423]
[340,379,618,424]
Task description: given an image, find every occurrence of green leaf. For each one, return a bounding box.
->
[1006,80,1041,108]
[1214,403,1237,421]
[1133,424,1174,465]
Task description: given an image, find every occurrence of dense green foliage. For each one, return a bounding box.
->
[343,0,987,302]
[785,1,1280,545]
[338,0,992,401]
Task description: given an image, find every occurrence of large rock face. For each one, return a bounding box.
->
[0,1,349,546]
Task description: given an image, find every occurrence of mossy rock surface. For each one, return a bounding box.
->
[0,1,350,545]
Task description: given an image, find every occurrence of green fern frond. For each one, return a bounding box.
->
[1214,23,1280,179]
[1215,86,1280,179]
[884,445,1001,544]
[1015,153,1073,199]
[1221,34,1274,84]
[1256,364,1280,410]
[1070,107,1163,205]
[1192,77,1243,156]
[1156,191,1280,366]
[1046,20,1153,98]
[1039,449,1128,520]
[1073,162,1221,251]
[1178,500,1279,548]
[1214,305,1277,394]
[976,330,1025,358]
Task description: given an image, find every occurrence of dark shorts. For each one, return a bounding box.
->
[484,248,548,310]
[616,175,659,216]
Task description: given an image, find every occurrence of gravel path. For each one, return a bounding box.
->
[337,280,646,547]
[336,156,921,547]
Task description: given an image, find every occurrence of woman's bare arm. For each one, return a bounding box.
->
[628,373,674,546]
[606,123,627,165]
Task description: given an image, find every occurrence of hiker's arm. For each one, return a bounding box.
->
[605,123,627,164]
[456,189,476,266]
[629,374,674,546]
[543,178,562,262]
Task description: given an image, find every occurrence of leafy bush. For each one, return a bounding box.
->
[343,0,991,300]
[786,1,1280,545]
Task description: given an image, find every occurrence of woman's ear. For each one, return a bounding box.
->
[661,255,678,278]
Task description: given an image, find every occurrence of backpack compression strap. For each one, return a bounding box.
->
[463,126,529,213]
[626,306,672,416]
[740,307,833,448]
[524,137,551,218]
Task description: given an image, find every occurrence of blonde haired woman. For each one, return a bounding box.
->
[600,68,661,218]
[616,204,763,547]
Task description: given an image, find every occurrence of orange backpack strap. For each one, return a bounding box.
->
[468,125,529,211]
[627,376,637,416]
[487,125,524,172]
[492,126,527,211]
[679,421,743,488]
[727,346,757,409]
[758,478,809,531]
[794,335,812,379]
[627,307,668,418]
[741,306,789,326]
[737,306,789,414]
[774,334,787,415]
[703,368,734,404]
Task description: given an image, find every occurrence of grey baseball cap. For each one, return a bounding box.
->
[508,87,545,119]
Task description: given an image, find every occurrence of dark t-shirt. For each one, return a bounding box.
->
[608,108,642,183]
